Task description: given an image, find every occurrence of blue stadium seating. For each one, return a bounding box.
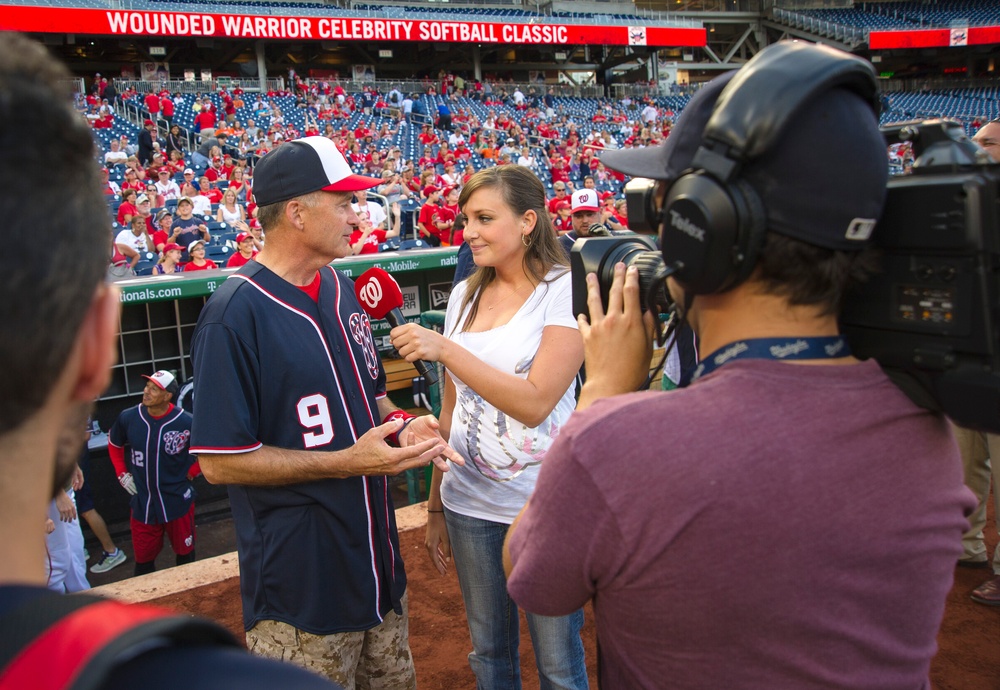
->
[798,0,1000,30]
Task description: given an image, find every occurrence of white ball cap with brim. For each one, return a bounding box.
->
[188,239,205,253]
[142,370,178,395]
[252,136,383,207]
[571,189,600,213]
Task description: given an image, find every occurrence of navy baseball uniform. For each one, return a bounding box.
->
[189,261,406,636]
[108,404,196,525]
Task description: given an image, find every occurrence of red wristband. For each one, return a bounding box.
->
[384,410,417,447]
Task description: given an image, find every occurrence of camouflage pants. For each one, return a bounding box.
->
[246,593,416,690]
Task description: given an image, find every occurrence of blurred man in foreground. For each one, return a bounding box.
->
[0,32,334,689]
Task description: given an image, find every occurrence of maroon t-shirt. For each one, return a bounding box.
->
[508,358,973,690]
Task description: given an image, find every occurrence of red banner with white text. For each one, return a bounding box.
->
[0,6,706,47]
[870,25,1000,49]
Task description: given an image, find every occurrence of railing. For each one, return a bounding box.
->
[771,7,866,45]
[609,82,703,99]
[880,76,1000,93]
[114,78,285,94]
[113,77,607,99]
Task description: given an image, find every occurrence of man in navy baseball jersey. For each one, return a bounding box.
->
[190,136,463,689]
[108,370,200,577]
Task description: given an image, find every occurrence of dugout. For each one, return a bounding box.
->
[86,248,459,526]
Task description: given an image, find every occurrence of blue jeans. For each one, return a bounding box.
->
[444,507,588,690]
[190,151,209,170]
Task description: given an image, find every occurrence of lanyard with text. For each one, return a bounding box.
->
[691,336,851,382]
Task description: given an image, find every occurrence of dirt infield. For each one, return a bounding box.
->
[150,526,999,690]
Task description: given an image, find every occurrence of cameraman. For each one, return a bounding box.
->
[504,45,974,688]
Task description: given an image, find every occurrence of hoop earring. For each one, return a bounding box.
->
[521,233,530,247]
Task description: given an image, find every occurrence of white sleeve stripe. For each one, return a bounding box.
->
[190,443,264,455]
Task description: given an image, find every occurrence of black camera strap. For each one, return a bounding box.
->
[691,335,850,382]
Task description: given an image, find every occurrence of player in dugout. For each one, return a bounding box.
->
[108,370,199,577]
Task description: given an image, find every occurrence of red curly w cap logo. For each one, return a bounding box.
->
[164,430,190,455]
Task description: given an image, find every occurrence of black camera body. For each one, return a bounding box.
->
[570,119,1000,433]
[841,120,1000,433]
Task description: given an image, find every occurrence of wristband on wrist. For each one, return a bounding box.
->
[383,410,417,446]
[427,509,444,513]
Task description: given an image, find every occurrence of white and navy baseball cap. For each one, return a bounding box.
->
[143,370,178,395]
[252,136,382,207]
[571,189,599,213]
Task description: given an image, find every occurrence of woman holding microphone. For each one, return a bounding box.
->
[390,165,587,690]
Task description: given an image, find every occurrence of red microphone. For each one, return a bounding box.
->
[355,267,438,385]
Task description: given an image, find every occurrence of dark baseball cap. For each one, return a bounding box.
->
[600,65,887,251]
[252,136,382,207]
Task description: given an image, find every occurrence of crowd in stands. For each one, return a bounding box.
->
[798,0,1000,30]
[87,69,675,278]
[83,65,1000,279]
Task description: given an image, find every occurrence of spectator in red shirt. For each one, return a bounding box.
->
[194,104,217,134]
[144,183,164,210]
[160,94,174,126]
[228,166,248,201]
[418,124,438,147]
[402,168,421,195]
[546,182,569,218]
[220,155,235,180]
[183,240,217,271]
[553,200,573,235]
[432,201,457,245]
[100,168,120,197]
[204,157,226,184]
[166,149,187,176]
[418,146,436,170]
[116,189,139,227]
[349,202,401,255]
[550,160,570,186]
[121,168,143,194]
[442,186,461,217]
[418,186,443,246]
[225,232,258,267]
[223,96,236,124]
[135,194,155,233]
[198,176,223,204]
[609,198,629,230]
[144,91,160,120]
[151,209,175,253]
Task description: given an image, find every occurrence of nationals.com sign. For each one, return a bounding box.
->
[0,6,706,47]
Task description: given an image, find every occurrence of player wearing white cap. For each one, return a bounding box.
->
[108,370,200,577]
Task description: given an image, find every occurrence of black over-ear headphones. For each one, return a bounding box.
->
[660,41,880,296]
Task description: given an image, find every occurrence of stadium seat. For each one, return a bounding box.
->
[134,261,158,276]
[398,239,430,251]
[205,245,232,264]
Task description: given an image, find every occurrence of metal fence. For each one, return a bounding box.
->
[771,7,866,45]
[114,77,607,99]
